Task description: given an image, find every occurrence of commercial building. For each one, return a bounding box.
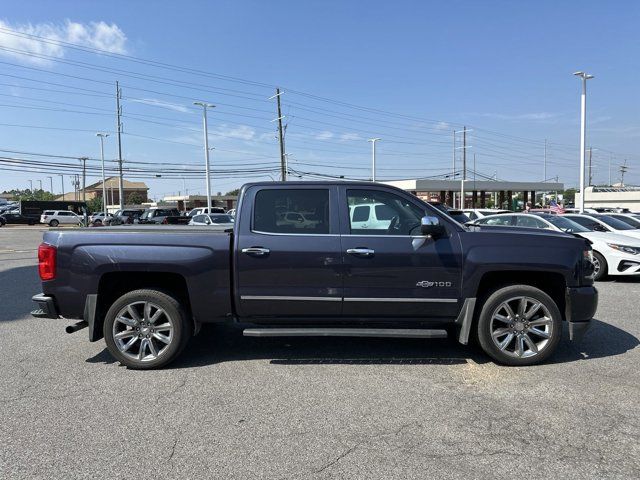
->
[575,186,640,211]
[162,194,237,212]
[384,179,564,209]
[55,177,149,205]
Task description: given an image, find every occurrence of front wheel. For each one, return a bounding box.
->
[477,285,562,366]
[103,289,192,369]
[592,251,607,281]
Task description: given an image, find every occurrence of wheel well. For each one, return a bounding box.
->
[96,272,192,337]
[475,271,566,320]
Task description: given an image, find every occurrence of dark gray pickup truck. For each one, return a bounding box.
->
[32,182,597,369]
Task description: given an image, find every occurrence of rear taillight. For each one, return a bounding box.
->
[38,243,57,281]
[162,218,168,224]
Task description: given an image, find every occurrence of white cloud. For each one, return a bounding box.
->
[0,19,127,65]
[315,130,334,140]
[340,132,362,142]
[434,121,450,131]
[215,124,256,141]
[129,98,190,113]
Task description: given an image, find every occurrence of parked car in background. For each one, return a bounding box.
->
[474,213,640,280]
[462,209,510,221]
[563,208,599,214]
[110,209,145,225]
[39,210,81,227]
[187,207,226,217]
[563,214,640,241]
[0,212,36,226]
[188,213,235,229]
[605,213,640,228]
[137,208,181,224]
[89,212,114,225]
[226,209,236,217]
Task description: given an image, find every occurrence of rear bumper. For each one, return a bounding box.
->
[565,286,598,341]
[31,293,59,319]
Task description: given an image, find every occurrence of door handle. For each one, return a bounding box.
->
[346,248,375,257]
[242,247,270,257]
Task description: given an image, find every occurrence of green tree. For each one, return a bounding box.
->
[225,188,240,196]
[2,189,56,201]
[126,192,144,205]
[563,188,576,204]
[86,196,103,213]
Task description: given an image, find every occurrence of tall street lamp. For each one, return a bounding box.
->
[96,133,109,212]
[47,176,53,194]
[574,71,594,213]
[368,138,381,182]
[194,101,215,211]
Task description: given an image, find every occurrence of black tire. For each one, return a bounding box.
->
[592,251,607,281]
[49,219,59,227]
[477,285,562,366]
[103,289,192,369]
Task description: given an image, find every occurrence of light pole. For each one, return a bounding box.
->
[194,101,215,211]
[96,133,109,212]
[37,179,42,191]
[28,180,33,192]
[47,176,53,194]
[368,138,381,182]
[574,71,594,212]
[59,174,65,199]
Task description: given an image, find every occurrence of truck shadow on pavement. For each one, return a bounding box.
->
[0,265,40,322]
[85,318,638,368]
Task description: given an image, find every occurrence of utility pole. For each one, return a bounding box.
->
[115,81,125,209]
[194,101,215,211]
[588,147,593,186]
[368,138,381,182]
[270,89,287,181]
[452,130,456,207]
[620,160,628,186]
[97,133,109,212]
[59,174,64,199]
[609,154,613,186]
[80,157,88,202]
[574,71,594,213]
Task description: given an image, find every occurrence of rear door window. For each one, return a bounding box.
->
[254,189,330,234]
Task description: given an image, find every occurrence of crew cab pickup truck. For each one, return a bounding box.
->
[32,182,597,369]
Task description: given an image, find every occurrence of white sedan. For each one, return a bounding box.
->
[563,214,640,241]
[473,212,640,280]
[462,208,510,221]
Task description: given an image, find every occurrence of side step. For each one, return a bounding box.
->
[242,328,448,339]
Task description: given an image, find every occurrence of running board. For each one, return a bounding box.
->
[242,328,448,339]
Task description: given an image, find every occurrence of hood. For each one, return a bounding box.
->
[578,230,640,246]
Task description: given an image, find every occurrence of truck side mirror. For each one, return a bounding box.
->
[421,216,446,238]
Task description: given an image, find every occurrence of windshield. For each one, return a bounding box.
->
[544,216,589,232]
[594,215,635,230]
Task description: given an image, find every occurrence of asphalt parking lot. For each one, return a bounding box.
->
[1,226,639,479]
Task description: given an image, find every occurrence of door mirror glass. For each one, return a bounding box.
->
[420,216,445,237]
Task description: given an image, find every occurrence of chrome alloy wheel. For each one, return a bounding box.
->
[489,296,553,359]
[591,256,601,277]
[112,301,174,362]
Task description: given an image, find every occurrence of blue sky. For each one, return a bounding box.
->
[0,0,639,198]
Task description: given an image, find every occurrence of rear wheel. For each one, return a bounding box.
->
[591,251,607,281]
[477,285,562,366]
[49,219,59,227]
[103,289,192,369]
